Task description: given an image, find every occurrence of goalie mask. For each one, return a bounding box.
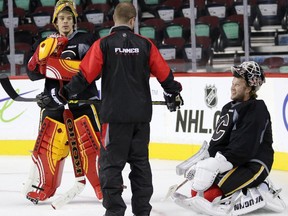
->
[52,0,78,29]
[231,61,265,91]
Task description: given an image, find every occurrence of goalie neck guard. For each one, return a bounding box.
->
[52,0,78,29]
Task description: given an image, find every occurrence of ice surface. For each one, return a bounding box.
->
[0,156,287,216]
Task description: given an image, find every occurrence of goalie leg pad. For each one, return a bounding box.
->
[75,115,102,200]
[26,117,69,203]
[258,181,286,212]
[173,186,266,216]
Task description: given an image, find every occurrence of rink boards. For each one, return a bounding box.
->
[0,73,287,170]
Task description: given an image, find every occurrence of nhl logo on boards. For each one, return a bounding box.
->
[205,85,217,108]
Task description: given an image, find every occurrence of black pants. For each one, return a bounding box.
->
[216,161,268,197]
[100,122,153,216]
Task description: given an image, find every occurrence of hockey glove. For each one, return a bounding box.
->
[27,34,68,74]
[36,92,52,109]
[191,152,233,192]
[47,33,68,57]
[163,91,184,112]
[49,88,68,107]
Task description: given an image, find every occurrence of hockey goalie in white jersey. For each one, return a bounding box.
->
[170,61,286,215]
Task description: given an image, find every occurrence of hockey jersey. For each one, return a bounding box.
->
[208,99,274,171]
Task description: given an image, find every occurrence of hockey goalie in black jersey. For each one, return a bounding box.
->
[171,61,286,215]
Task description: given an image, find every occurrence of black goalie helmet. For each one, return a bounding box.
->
[231,61,265,91]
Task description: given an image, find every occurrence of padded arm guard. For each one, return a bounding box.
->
[75,115,102,200]
[24,117,69,203]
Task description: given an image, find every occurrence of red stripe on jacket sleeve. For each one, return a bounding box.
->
[79,39,103,84]
[149,42,171,82]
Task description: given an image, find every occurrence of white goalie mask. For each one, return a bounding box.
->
[231,61,265,91]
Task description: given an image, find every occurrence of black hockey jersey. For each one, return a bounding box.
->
[208,99,274,171]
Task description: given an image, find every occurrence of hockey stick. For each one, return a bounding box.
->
[51,88,87,209]
[0,74,98,104]
[163,179,189,201]
[0,74,166,105]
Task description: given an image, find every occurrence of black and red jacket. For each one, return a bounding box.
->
[65,26,182,123]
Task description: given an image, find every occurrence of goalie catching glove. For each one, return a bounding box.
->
[163,91,184,112]
[27,34,68,74]
[191,152,233,192]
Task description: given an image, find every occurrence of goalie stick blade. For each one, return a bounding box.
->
[0,74,37,102]
[51,179,86,209]
[163,179,188,201]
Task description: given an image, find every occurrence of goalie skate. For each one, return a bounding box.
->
[176,140,209,176]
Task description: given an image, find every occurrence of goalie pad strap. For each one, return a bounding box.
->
[27,117,69,202]
[75,115,102,200]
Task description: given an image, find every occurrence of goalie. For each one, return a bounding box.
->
[22,0,102,206]
[171,61,286,215]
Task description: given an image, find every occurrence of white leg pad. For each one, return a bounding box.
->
[230,188,265,215]
[172,187,268,216]
[258,182,286,213]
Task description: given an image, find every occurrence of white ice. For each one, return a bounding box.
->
[0,156,287,216]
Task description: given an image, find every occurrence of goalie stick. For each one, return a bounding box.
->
[0,74,166,105]
[163,179,188,201]
[51,103,86,209]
